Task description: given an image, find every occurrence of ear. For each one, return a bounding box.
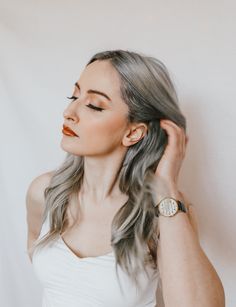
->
[122,123,148,147]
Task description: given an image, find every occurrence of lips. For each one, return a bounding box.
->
[62,125,79,137]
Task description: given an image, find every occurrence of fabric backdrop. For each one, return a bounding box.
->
[1,0,235,306]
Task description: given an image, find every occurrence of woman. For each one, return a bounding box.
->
[26,49,225,306]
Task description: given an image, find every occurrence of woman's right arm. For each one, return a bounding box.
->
[25,171,54,262]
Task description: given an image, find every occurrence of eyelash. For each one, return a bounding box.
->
[66,96,104,112]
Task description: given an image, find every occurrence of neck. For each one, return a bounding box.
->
[81,147,127,204]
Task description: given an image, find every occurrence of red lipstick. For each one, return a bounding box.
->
[62,125,79,137]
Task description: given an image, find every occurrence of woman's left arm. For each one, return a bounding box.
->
[154,119,225,307]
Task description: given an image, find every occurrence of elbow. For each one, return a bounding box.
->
[199,276,225,307]
[215,279,225,307]
[208,260,225,307]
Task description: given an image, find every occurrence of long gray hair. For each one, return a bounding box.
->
[30,49,186,291]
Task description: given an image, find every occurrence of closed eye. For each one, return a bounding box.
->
[66,96,104,112]
[86,104,104,112]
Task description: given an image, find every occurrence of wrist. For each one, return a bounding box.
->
[155,186,182,204]
[155,194,189,219]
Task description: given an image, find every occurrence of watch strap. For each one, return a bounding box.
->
[178,200,187,214]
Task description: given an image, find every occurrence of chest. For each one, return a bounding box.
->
[60,196,127,258]
[32,239,159,307]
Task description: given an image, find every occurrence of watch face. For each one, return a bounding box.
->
[159,198,178,216]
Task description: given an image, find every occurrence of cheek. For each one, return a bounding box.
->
[86,116,127,143]
[60,115,128,156]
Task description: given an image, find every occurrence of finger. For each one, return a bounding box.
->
[180,130,187,158]
[161,119,182,131]
[183,135,189,157]
[186,135,189,145]
[181,131,189,156]
[160,120,179,151]
[181,131,186,157]
[162,120,187,158]
[160,120,183,154]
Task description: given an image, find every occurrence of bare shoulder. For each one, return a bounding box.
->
[26,171,55,251]
[26,171,54,211]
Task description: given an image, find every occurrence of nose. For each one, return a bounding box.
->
[63,102,79,123]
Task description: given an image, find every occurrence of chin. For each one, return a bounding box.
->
[60,141,94,157]
[60,140,81,155]
[60,138,114,157]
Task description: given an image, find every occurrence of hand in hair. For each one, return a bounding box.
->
[154,119,189,187]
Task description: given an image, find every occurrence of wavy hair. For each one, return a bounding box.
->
[30,49,186,291]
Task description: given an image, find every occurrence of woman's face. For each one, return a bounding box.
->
[61,60,130,157]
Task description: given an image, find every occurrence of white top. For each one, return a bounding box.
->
[32,213,160,307]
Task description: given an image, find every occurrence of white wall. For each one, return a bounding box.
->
[1,0,235,306]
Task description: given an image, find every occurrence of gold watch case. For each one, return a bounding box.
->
[157,197,179,217]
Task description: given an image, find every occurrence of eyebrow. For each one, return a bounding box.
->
[74,82,112,102]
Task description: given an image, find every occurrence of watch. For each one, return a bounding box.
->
[155,197,188,217]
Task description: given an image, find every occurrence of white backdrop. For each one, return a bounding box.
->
[1,0,235,306]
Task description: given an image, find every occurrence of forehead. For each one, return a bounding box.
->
[76,60,121,98]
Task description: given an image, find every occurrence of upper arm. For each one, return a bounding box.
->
[25,171,54,261]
